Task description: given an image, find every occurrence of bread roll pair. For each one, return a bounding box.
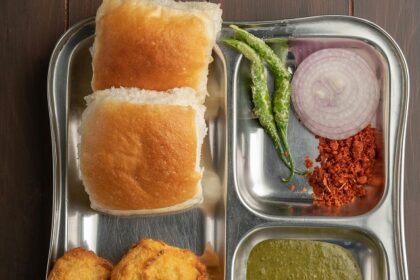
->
[80,0,222,214]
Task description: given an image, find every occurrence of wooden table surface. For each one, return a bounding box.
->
[1,0,419,278]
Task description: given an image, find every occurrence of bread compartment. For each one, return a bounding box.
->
[59,23,226,267]
[232,225,388,280]
[232,37,387,217]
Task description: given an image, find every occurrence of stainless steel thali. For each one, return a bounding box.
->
[47,16,409,279]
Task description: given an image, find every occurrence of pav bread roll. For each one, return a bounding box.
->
[48,248,113,280]
[92,0,222,102]
[111,239,208,280]
[80,87,206,215]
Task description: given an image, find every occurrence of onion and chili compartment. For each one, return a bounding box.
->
[231,35,386,216]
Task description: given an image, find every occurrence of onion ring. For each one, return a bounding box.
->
[291,48,380,140]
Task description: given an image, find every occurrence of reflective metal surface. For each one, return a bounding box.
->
[47,19,227,277]
[47,16,408,280]
[233,37,386,217]
[221,16,408,280]
[232,225,387,280]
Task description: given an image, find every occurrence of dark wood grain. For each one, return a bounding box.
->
[68,0,208,26]
[69,0,102,26]
[2,0,419,278]
[67,0,349,26]
[0,0,65,278]
[209,0,349,20]
[355,1,420,277]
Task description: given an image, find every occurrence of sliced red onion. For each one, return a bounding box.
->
[289,38,378,66]
[291,48,380,140]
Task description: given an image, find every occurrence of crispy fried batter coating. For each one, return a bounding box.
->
[48,248,113,280]
[111,239,207,280]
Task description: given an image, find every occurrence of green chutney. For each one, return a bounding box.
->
[247,240,362,280]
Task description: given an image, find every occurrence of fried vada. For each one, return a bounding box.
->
[111,239,207,280]
[48,248,113,280]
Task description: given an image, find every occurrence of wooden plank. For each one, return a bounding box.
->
[354,0,420,277]
[0,0,65,278]
[68,0,349,26]
[68,0,209,26]
[209,0,349,21]
[69,0,102,26]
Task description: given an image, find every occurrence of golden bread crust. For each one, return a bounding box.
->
[111,239,208,280]
[48,248,113,280]
[92,0,212,99]
[80,100,200,210]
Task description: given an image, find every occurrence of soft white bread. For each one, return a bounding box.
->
[80,87,206,215]
[92,0,222,103]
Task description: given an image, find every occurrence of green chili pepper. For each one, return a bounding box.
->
[230,25,306,179]
[224,39,293,181]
